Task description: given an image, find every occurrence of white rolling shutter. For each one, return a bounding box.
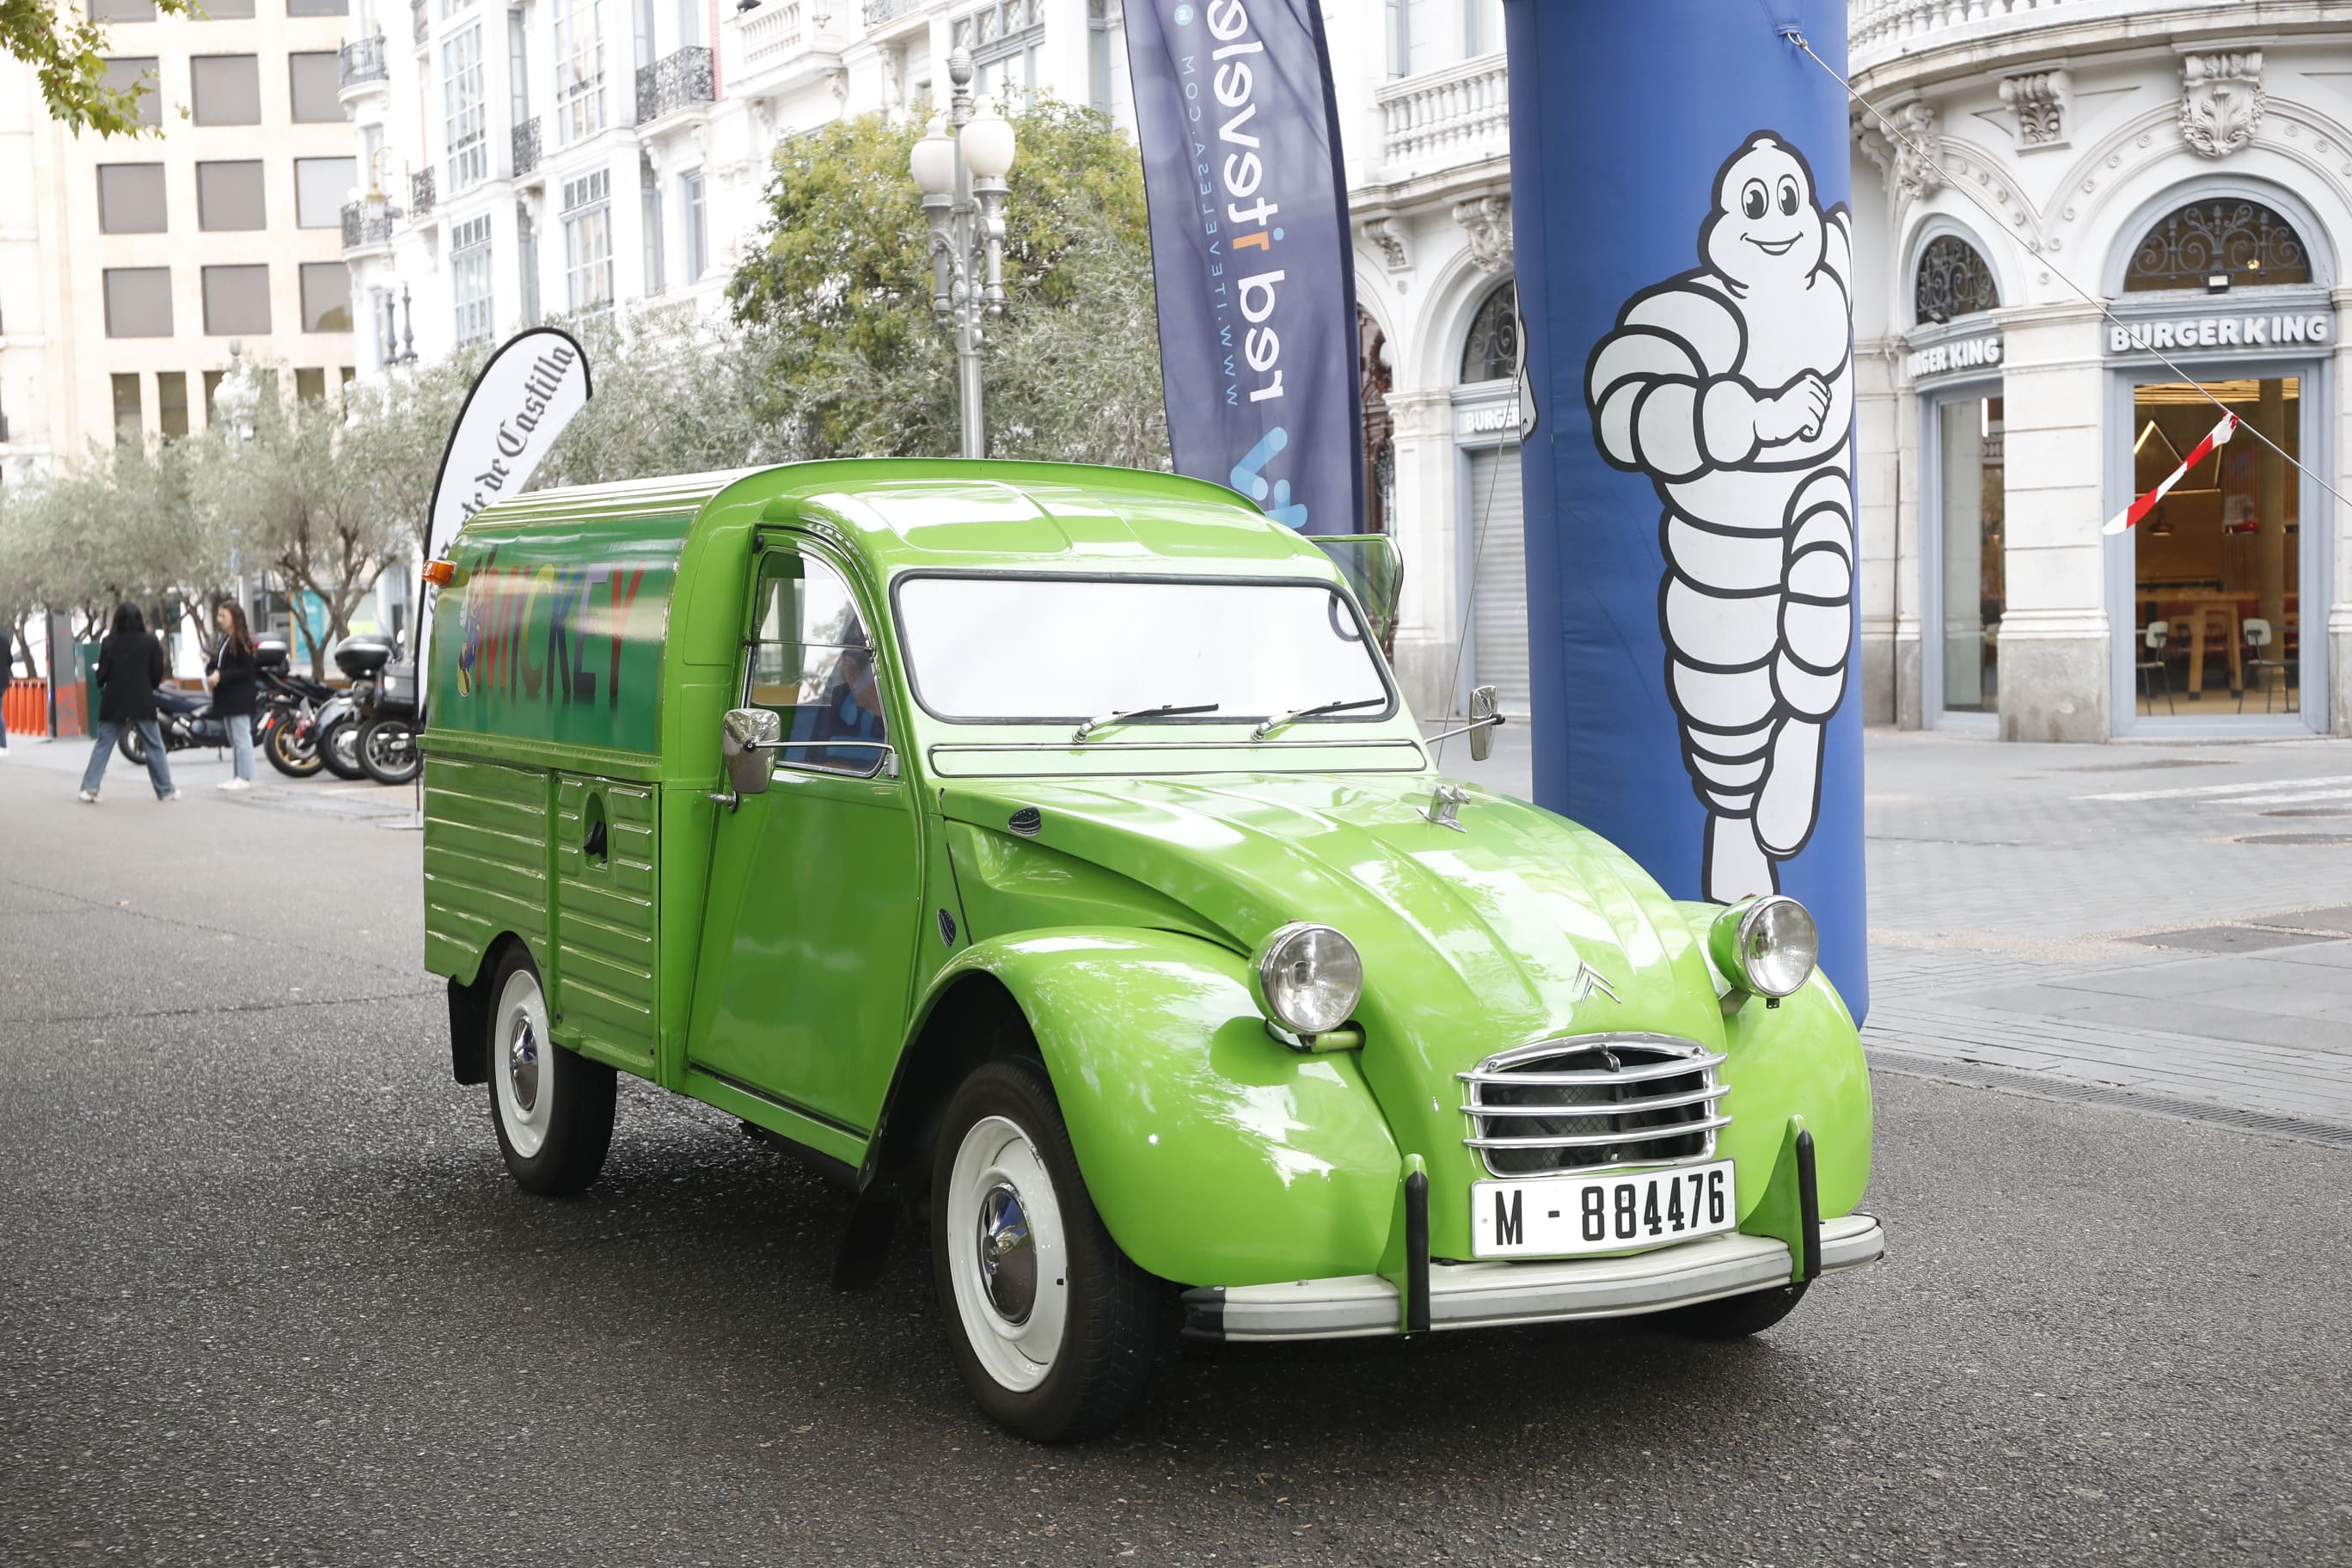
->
[1465,443,1528,716]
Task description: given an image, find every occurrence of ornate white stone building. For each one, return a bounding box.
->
[1850,0,2352,740]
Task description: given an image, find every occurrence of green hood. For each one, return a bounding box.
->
[940,772,1730,1166]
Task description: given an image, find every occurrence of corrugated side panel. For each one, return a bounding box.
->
[554,775,658,1069]
[423,756,550,980]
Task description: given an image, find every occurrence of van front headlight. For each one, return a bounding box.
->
[1708,895,1818,999]
[1251,922,1363,1038]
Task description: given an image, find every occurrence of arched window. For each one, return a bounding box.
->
[1459,281,1518,383]
[2124,199,2312,291]
[1914,235,2000,324]
[1359,307,1393,534]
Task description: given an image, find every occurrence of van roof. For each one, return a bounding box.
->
[458,459,1334,575]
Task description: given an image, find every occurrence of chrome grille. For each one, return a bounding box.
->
[1460,1034,1729,1177]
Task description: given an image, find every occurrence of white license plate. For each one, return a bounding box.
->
[1470,1161,1736,1259]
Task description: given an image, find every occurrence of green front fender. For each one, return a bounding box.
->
[1676,903,1874,1222]
[914,929,1402,1288]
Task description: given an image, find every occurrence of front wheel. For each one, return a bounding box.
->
[316,716,366,781]
[484,946,616,1196]
[357,716,420,785]
[931,1057,1161,1442]
[119,726,148,765]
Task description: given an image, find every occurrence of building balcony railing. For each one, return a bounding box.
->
[1374,51,1508,173]
[339,34,389,89]
[411,0,427,44]
[512,116,541,178]
[341,201,394,251]
[723,2,854,92]
[636,45,714,126]
[410,168,435,217]
[1849,0,2233,74]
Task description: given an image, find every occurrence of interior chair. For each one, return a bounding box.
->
[2241,618,2288,714]
[2138,620,2175,715]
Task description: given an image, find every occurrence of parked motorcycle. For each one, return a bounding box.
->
[254,640,334,779]
[351,648,420,788]
[119,683,232,765]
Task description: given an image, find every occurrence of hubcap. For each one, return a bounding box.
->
[507,1015,540,1112]
[490,968,554,1159]
[976,1182,1036,1324]
[945,1113,1069,1393]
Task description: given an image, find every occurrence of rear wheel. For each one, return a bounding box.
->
[1657,1281,1808,1340]
[119,726,147,765]
[485,945,616,1196]
[357,717,420,785]
[931,1057,1161,1442]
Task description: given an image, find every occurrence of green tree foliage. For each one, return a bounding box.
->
[0,438,218,655]
[3,0,194,138]
[187,387,423,677]
[727,99,1168,467]
[532,308,786,488]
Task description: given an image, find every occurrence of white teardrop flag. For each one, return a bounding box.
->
[414,328,592,716]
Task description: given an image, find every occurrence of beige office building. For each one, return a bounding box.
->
[0,0,358,481]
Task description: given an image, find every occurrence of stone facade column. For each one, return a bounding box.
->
[1383,386,1459,719]
[2330,285,2352,734]
[1854,334,1918,727]
[1993,300,2110,742]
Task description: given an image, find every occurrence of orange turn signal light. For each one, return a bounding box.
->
[422,559,456,587]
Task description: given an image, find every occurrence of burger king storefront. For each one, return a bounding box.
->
[1882,190,2343,743]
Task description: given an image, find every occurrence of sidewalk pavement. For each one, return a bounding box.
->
[0,731,419,822]
[1449,722,2352,1133]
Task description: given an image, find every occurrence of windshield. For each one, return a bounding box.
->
[894,574,1394,725]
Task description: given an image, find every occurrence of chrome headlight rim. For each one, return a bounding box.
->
[1249,920,1364,1038]
[1711,894,1819,999]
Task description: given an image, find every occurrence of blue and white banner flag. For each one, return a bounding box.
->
[1124,0,1363,534]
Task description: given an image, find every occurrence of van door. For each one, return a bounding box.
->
[687,540,924,1134]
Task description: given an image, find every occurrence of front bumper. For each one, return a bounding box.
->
[1182,1212,1883,1342]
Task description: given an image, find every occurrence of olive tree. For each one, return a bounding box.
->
[727,99,1168,468]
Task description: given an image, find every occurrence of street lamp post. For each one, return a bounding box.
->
[214,340,262,631]
[910,49,1017,460]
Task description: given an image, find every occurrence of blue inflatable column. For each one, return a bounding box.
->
[1502,0,1868,1020]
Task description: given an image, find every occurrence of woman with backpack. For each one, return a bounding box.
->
[77,603,178,803]
[205,600,259,790]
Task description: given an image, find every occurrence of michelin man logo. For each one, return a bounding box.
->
[1585,133,1854,903]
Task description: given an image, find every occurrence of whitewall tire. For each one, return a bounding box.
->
[930,1057,1161,1443]
[484,945,616,1196]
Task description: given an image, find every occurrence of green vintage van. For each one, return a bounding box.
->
[421,458,1881,1442]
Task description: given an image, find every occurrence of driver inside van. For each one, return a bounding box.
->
[810,617,885,748]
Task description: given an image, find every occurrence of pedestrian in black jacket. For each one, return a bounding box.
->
[78,603,178,802]
[0,626,13,756]
[205,600,260,789]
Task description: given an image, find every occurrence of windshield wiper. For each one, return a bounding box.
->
[1072,701,1220,744]
[1250,695,1387,741]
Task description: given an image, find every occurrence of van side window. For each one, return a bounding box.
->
[744,550,889,774]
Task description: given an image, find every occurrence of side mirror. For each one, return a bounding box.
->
[1467,684,1499,763]
[722,707,781,796]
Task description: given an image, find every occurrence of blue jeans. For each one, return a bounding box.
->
[227,713,254,780]
[82,718,175,797]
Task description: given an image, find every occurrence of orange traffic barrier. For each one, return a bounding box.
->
[3,680,46,735]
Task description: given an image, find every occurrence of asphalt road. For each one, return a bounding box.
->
[3,758,2348,1567]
